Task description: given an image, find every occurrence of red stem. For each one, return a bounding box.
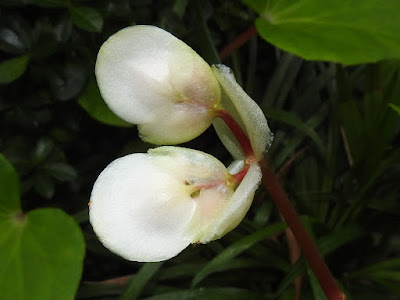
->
[216,109,254,160]
[231,164,250,184]
[217,30,345,300]
[259,158,346,300]
[219,26,258,60]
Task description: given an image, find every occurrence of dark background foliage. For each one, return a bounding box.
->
[1,0,399,299]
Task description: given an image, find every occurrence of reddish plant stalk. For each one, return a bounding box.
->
[219,26,258,60]
[216,109,254,160]
[259,158,346,300]
[218,108,345,300]
[277,149,309,300]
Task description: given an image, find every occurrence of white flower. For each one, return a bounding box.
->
[90,25,273,263]
[89,147,262,262]
[95,25,221,145]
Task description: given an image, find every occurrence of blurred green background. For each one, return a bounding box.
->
[1,0,399,299]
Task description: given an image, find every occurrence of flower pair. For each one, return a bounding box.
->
[89,25,272,262]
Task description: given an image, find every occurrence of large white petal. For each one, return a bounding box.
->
[89,146,261,262]
[149,147,236,243]
[89,153,197,262]
[89,147,235,262]
[95,25,221,144]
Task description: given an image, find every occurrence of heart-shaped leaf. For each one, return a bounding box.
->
[0,154,85,300]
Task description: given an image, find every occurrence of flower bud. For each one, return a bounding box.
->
[95,25,221,145]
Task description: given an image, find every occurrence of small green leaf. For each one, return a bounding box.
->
[373,278,400,296]
[276,223,363,296]
[69,6,103,33]
[350,258,400,278]
[43,162,77,181]
[317,225,363,256]
[78,79,132,127]
[307,265,327,300]
[50,64,87,101]
[0,208,85,300]
[243,0,400,65]
[0,154,20,212]
[389,103,400,115]
[33,138,54,164]
[0,55,29,84]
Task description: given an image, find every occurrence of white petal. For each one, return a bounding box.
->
[95,25,221,144]
[196,162,262,243]
[148,146,229,183]
[212,64,273,160]
[89,153,197,262]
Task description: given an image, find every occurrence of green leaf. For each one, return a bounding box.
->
[317,224,363,256]
[0,208,85,300]
[262,106,326,155]
[121,262,163,300]
[389,103,400,115]
[243,0,400,65]
[276,258,305,296]
[0,154,20,212]
[191,221,287,287]
[158,263,203,280]
[307,265,327,300]
[43,162,77,182]
[69,6,103,33]
[373,278,400,296]
[78,79,132,127]
[276,224,363,296]
[370,270,400,281]
[350,258,400,278]
[33,138,54,164]
[0,55,29,84]
[50,64,87,101]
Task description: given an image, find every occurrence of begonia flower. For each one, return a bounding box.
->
[95,25,221,145]
[90,25,273,262]
[89,147,262,262]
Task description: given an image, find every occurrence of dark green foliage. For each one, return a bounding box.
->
[0,1,399,299]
